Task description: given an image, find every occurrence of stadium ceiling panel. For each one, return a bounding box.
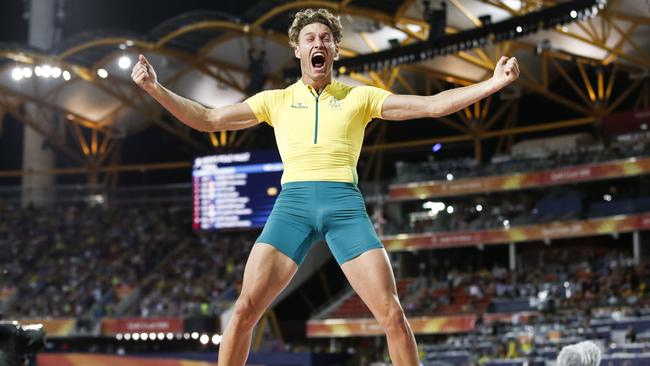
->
[0,0,647,167]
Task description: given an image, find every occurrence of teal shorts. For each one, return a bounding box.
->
[256,181,383,265]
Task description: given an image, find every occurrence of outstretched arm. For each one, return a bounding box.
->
[381,56,520,121]
[131,54,259,132]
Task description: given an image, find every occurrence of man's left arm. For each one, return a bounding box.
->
[381,56,519,121]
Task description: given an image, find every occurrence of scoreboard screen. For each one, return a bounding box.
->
[192,151,283,230]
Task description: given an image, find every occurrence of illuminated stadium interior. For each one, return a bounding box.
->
[0,0,649,365]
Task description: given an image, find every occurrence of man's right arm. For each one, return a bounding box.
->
[132,54,259,132]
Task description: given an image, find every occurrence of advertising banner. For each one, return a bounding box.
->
[382,213,650,251]
[101,317,183,335]
[389,157,650,200]
[307,315,476,338]
[18,318,75,336]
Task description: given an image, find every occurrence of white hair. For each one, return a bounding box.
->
[556,341,602,366]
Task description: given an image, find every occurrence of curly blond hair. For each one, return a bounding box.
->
[288,8,343,48]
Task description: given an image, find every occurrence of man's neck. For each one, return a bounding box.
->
[301,75,332,95]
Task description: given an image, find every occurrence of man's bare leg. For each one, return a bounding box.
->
[217,243,298,366]
[341,248,419,366]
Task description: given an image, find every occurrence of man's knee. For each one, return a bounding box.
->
[377,302,409,334]
[231,295,261,330]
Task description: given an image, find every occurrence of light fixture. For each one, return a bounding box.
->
[11,67,23,81]
[97,68,108,78]
[51,67,62,78]
[211,334,222,345]
[62,70,71,81]
[200,334,210,345]
[446,205,454,214]
[118,55,132,69]
[22,67,32,78]
[446,173,454,181]
[475,204,483,212]
[41,64,52,78]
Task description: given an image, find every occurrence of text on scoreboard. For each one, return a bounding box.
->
[192,151,283,230]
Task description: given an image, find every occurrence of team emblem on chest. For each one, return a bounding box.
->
[328,97,343,110]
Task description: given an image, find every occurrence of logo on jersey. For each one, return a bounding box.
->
[328,97,343,110]
[290,102,309,109]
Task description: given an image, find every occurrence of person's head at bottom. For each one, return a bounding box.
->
[556,341,601,366]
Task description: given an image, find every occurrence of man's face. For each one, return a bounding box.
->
[294,22,339,82]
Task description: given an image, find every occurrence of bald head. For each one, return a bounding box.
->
[557,341,601,366]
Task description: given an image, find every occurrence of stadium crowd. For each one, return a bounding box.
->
[0,202,255,319]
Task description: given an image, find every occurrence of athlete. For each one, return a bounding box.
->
[132,8,519,366]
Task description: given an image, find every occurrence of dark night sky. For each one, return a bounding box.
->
[0,0,265,44]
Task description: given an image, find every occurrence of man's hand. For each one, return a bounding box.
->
[131,54,158,93]
[492,56,519,90]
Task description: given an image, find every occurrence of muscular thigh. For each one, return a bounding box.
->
[340,248,401,313]
[238,243,298,311]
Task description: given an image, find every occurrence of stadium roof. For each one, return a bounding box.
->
[0,0,648,181]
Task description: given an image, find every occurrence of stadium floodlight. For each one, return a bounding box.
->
[211,334,222,345]
[41,65,52,78]
[11,67,23,81]
[199,334,210,345]
[118,56,132,69]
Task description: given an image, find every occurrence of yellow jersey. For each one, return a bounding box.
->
[245,79,391,184]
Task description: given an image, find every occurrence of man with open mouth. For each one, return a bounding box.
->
[131,8,519,366]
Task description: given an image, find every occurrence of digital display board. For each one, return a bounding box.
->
[192,151,283,230]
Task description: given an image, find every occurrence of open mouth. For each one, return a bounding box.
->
[311,53,326,70]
